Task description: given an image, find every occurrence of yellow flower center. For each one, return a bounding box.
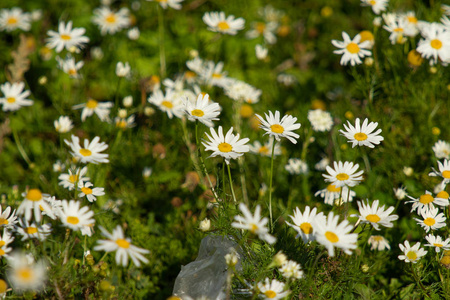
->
[17,268,33,282]
[116,238,130,249]
[369,0,376,5]
[0,279,6,293]
[431,39,443,50]
[217,21,230,30]
[240,104,253,118]
[185,71,196,79]
[407,50,423,66]
[434,243,443,247]
[161,100,173,109]
[106,14,116,24]
[60,34,71,41]
[258,146,269,155]
[86,99,98,109]
[393,28,404,32]
[191,109,205,117]
[326,184,341,193]
[250,223,258,233]
[218,142,232,153]
[359,31,374,43]
[26,189,43,201]
[6,97,16,103]
[354,132,368,141]
[336,173,349,181]
[68,69,77,76]
[442,171,450,179]
[81,187,93,195]
[346,42,360,54]
[25,227,38,234]
[300,222,313,234]
[69,174,78,183]
[264,290,277,298]
[419,194,434,204]
[0,218,8,225]
[407,16,418,24]
[372,235,383,242]
[0,241,5,247]
[212,73,222,79]
[0,249,4,256]
[256,22,266,34]
[67,216,80,225]
[325,231,339,243]
[79,149,92,157]
[366,214,381,223]
[117,120,127,129]
[406,251,417,261]
[270,124,284,134]
[424,218,436,226]
[437,191,449,199]
[7,17,18,25]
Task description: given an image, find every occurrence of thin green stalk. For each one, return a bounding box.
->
[113,77,122,110]
[12,126,32,166]
[268,141,276,231]
[157,6,166,78]
[222,161,226,200]
[227,163,237,204]
[411,263,432,299]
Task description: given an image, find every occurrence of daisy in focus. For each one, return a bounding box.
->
[17,189,55,222]
[340,118,384,148]
[368,235,391,251]
[183,94,221,127]
[398,241,427,263]
[314,212,358,256]
[424,234,450,253]
[256,110,301,144]
[65,135,109,164]
[357,199,398,230]
[414,206,446,233]
[92,7,130,35]
[323,161,364,188]
[16,219,52,241]
[432,140,450,159]
[58,167,89,191]
[416,23,450,65]
[94,225,149,267]
[72,99,113,122]
[0,205,18,229]
[202,12,245,35]
[56,56,84,78]
[0,81,33,112]
[231,203,276,244]
[429,159,450,188]
[59,200,95,236]
[148,89,184,119]
[78,181,105,202]
[360,0,389,15]
[315,184,356,206]
[46,21,89,53]
[257,278,289,300]
[54,116,74,133]
[286,206,326,243]
[331,32,372,66]
[147,0,184,10]
[7,252,47,292]
[405,190,449,212]
[0,7,31,32]
[202,126,250,165]
[382,13,408,44]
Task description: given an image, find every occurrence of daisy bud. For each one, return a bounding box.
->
[272,251,287,267]
[123,95,133,107]
[373,17,382,27]
[199,218,211,232]
[38,76,48,85]
[393,187,407,200]
[144,107,155,116]
[225,252,238,267]
[430,67,438,74]
[364,57,374,66]
[403,166,413,176]
[127,27,140,40]
[118,109,127,119]
[116,61,131,77]
[361,264,369,273]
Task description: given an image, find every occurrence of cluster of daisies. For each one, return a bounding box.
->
[0,134,149,293]
[332,1,450,66]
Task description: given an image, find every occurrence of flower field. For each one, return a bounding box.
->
[1,0,450,299]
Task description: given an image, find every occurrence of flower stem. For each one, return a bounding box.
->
[12,125,32,166]
[411,263,432,299]
[268,141,276,231]
[157,6,166,78]
[227,163,237,204]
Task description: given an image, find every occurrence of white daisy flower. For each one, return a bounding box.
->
[417,23,450,64]
[72,99,113,122]
[53,160,65,172]
[42,196,63,218]
[249,139,281,157]
[315,184,356,205]
[78,181,105,202]
[17,189,55,222]
[183,94,221,127]
[115,61,131,77]
[224,80,262,103]
[115,115,135,130]
[127,27,140,40]
[406,190,449,212]
[46,21,89,53]
[246,21,278,44]
[0,228,14,249]
[256,110,301,144]
[331,32,372,66]
[0,205,18,229]
[368,235,390,251]
[186,57,206,75]
[315,211,358,256]
[54,115,74,133]
[66,138,108,167]
[360,0,388,15]
[255,44,269,60]
[323,161,364,188]
[92,6,130,35]
[0,81,33,112]
[201,61,231,88]
[146,0,184,10]
[340,118,384,148]
[7,252,47,291]
[231,203,276,244]
[58,166,90,190]
[315,157,330,171]
[403,11,419,37]
[382,13,408,44]
[286,206,326,243]
[148,89,184,119]
[424,234,450,253]
[279,260,304,279]
[56,56,84,78]
[0,7,31,32]
[357,199,398,230]
[285,158,308,175]
[257,278,289,300]
[398,241,427,263]
[432,140,450,159]
[414,206,446,233]
[308,109,333,132]
[202,126,250,165]
[16,219,52,241]
[94,225,150,267]
[202,11,245,35]
[443,4,450,16]
[59,200,95,235]
[429,160,450,188]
